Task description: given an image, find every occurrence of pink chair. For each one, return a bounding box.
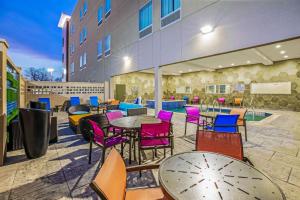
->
[157,110,173,122]
[192,96,200,104]
[217,97,225,105]
[184,106,207,136]
[170,96,175,100]
[105,111,123,135]
[88,120,129,164]
[138,122,173,165]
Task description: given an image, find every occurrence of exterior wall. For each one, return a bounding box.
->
[67,0,300,82]
[62,20,70,82]
[163,59,300,111]
[26,81,105,107]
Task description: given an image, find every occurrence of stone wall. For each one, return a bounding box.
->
[164,59,300,111]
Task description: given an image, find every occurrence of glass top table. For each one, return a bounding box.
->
[159,151,285,200]
[110,116,161,129]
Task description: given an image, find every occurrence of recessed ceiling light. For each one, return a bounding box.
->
[275,44,281,49]
[179,70,183,73]
[218,65,223,68]
[188,69,192,72]
[247,60,251,64]
[231,63,235,66]
[200,25,214,34]
[280,50,286,54]
[284,55,289,58]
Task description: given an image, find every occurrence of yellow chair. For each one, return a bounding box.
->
[234,98,243,107]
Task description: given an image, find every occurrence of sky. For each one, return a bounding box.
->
[0,0,77,77]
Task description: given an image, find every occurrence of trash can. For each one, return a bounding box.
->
[19,108,50,159]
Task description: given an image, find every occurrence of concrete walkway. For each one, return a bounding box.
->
[0,109,299,199]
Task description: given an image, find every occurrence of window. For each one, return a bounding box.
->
[161,0,181,27]
[83,0,88,15]
[70,62,75,74]
[80,53,87,68]
[80,27,87,44]
[139,1,152,38]
[80,9,83,21]
[83,52,87,65]
[80,31,83,44]
[80,55,83,67]
[70,43,75,54]
[105,0,111,18]
[97,40,102,59]
[206,84,231,94]
[104,34,111,56]
[98,6,103,25]
[70,23,75,35]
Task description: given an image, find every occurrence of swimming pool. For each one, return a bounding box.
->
[164,107,272,121]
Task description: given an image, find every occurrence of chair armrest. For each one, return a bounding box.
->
[185,115,200,120]
[126,164,160,172]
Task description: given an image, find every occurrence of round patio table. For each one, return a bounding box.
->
[110,115,161,130]
[159,151,285,200]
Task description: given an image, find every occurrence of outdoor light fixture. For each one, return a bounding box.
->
[280,50,286,54]
[284,55,289,58]
[200,25,214,34]
[275,44,281,48]
[123,56,131,67]
[123,56,129,61]
[47,68,54,73]
[63,69,67,75]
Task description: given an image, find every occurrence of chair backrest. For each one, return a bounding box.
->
[217,97,225,103]
[196,130,243,160]
[79,114,109,141]
[88,120,105,145]
[157,110,173,122]
[90,96,99,107]
[170,96,175,100]
[38,98,51,110]
[70,97,80,106]
[234,98,243,105]
[111,100,120,105]
[183,96,188,100]
[185,106,200,116]
[106,111,123,122]
[68,105,90,115]
[193,96,199,100]
[213,114,239,133]
[127,108,147,116]
[90,148,127,200]
[230,108,247,120]
[140,122,171,139]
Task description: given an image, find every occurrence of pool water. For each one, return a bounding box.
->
[165,107,272,121]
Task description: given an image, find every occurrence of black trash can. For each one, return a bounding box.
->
[19,108,50,159]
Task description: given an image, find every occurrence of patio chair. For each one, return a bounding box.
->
[233,97,243,107]
[205,114,239,133]
[88,120,129,165]
[138,122,173,165]
[184,106,207,136]
[183,96,189,104]
[70,96,80,106]
[170,96,175,100]
[157,110,173,122]
[89,96,99,112]
[230,108,248,141]
[38,98,52,112]
[90,148,167,200]
[192,96,200,104]
[217,97,225,106]
[79,114,109,141]
[105,111,124,135]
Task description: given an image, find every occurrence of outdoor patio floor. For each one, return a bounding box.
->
[0,109,300,200]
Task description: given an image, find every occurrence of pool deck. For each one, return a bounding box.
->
[0,108,300,199]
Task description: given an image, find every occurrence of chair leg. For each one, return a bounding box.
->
[133,137,137,161]
[121,143,124,157]
[244,125,248,142]
[129,137,132,164]
[139,149,142,177]
[88,140,92,164]
[164,148,166,158]
[155,148,157,158]
[184,120,187,136]
[101,148,106,166]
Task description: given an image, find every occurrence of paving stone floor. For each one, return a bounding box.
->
[0,108,300,199]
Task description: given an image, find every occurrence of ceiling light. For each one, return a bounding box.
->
[280,50,286,54]
[218,65,223,68]
[275,44,281,49]
[247,60,251,64]
[188,69,192,72]
[231,63,235,66]
[284,55,289,58]
[200,25,214,34]
[179,70,183,73]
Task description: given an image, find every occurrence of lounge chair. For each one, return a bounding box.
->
[205,114,239,133]
[89,96,100,112]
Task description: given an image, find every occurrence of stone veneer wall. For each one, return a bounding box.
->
[164,59,300,111]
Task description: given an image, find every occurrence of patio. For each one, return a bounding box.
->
[0,108,299,200]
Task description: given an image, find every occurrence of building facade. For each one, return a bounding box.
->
[59,0,300,110]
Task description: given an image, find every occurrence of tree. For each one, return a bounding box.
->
[25,67,50,81]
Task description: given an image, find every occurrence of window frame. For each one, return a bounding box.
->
[97,5,103,26]
[139,0,153,39]
[97,40,103,60]
[104,34,111,57]
[105,0,111,19]
[160,0,181,29]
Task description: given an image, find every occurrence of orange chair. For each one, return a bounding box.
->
[233,98,243,107]
[90,148,168,200]
[230,108,247,141]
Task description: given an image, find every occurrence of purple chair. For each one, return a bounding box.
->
[105,111,123,135]
[88,120,129,164]
[184,106,207,136]
[138,122,173,165]
[192,96,200,104]
[217,97,226,105]
[170,96,175,100]
[157,110,173,122]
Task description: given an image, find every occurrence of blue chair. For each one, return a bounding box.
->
[205,114,239,133]
[90,96,99,107]
[38,98,51,111]
[70,96,80,106]
[183,96,189,104]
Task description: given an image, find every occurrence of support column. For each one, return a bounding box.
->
[104,81,110,101]
[154,65,162,115]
